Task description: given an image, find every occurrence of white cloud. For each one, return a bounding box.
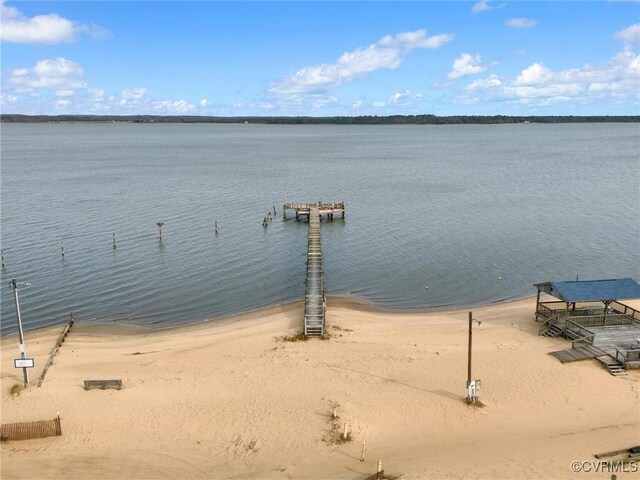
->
[268,29,453,102]
[199,98,209,107]
[0,93,19,105]
[89,88,104,101]
[389,90,423,105]
[55,90,75,97]
[514,63,553,85]
[8,57,87,94]
[505,18,538,29]
[312,95,338,109]
[55,99,71,108]
[0,0,109,44]
[472,0,505,14]
[472,0,492,13]
[351,100,364,110]
[372,101,386,108]
[34,57,84,78]
[120,87,148,102]
[150,99,196,114]
[4,58,204,115]
[613,23,640,49]
[448,53,488,80]
[232,102,275,110]
[458,50,640,108]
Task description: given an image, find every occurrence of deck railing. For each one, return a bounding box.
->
[537,302,638,326]
[615,346,640,367]
[565,319,596,343]
[571,314,633,328]
[611,301,640,321]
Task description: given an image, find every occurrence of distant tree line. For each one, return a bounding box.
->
[1,114,638,124]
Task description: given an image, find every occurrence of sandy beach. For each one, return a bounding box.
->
[1,297,638,479]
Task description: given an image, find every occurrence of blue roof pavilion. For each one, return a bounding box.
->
[534,278,640,371]
[535,278,640,303]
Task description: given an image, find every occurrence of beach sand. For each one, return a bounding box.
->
[1,297,638,479]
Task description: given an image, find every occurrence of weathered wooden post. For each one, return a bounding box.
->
[112,233,117,249]
[343,422,349,441]
[214,221,219,235]
[360,441,366,462]
[273,205,276,216]
[1,250,5,269]
[60,241,65,258]
[156,221,165,240]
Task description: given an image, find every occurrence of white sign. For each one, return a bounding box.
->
[14,358,35,368]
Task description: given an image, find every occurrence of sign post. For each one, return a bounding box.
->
[10,279,29,386]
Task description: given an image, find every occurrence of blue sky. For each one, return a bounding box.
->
[1,1,639,116]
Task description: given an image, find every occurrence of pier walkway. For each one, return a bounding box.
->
[283,201,344,337]
[304,208,325,336]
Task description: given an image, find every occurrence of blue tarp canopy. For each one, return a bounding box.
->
[535,278,640,303]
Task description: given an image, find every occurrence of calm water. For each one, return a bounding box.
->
[1,123,638,335]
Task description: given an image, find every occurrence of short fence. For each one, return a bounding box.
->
[1,416,62,441]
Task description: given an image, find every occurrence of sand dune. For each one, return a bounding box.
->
[2,297,638,479]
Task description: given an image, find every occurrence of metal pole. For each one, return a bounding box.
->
[11,280,29,386]
[467,311,473,385]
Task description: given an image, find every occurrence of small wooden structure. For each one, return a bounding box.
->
[283,201,345,221]
[535,278,640,371]
[84,379,123,390]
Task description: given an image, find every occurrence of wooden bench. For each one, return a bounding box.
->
[83,379,123,390]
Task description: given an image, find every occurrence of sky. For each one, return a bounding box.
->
[1,1,639,116]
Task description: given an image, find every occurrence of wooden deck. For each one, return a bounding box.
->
[549,345,608,363]
[283,201,345,220]
[591,324,640,349]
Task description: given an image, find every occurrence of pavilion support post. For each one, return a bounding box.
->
[564,303,569,337]
[535,289,541,320]
[603,301,610,326]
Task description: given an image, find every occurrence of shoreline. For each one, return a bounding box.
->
[1,293,538,339]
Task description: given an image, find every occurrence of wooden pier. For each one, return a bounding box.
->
[283,201,345,221]
[304,207,324,336]
[284,202,345,336]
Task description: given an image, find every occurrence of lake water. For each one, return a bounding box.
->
[1,123,638,335]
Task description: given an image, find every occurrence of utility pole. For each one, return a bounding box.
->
[467,311,482,403]
[468,311,473,386]
[10,280,29,386]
